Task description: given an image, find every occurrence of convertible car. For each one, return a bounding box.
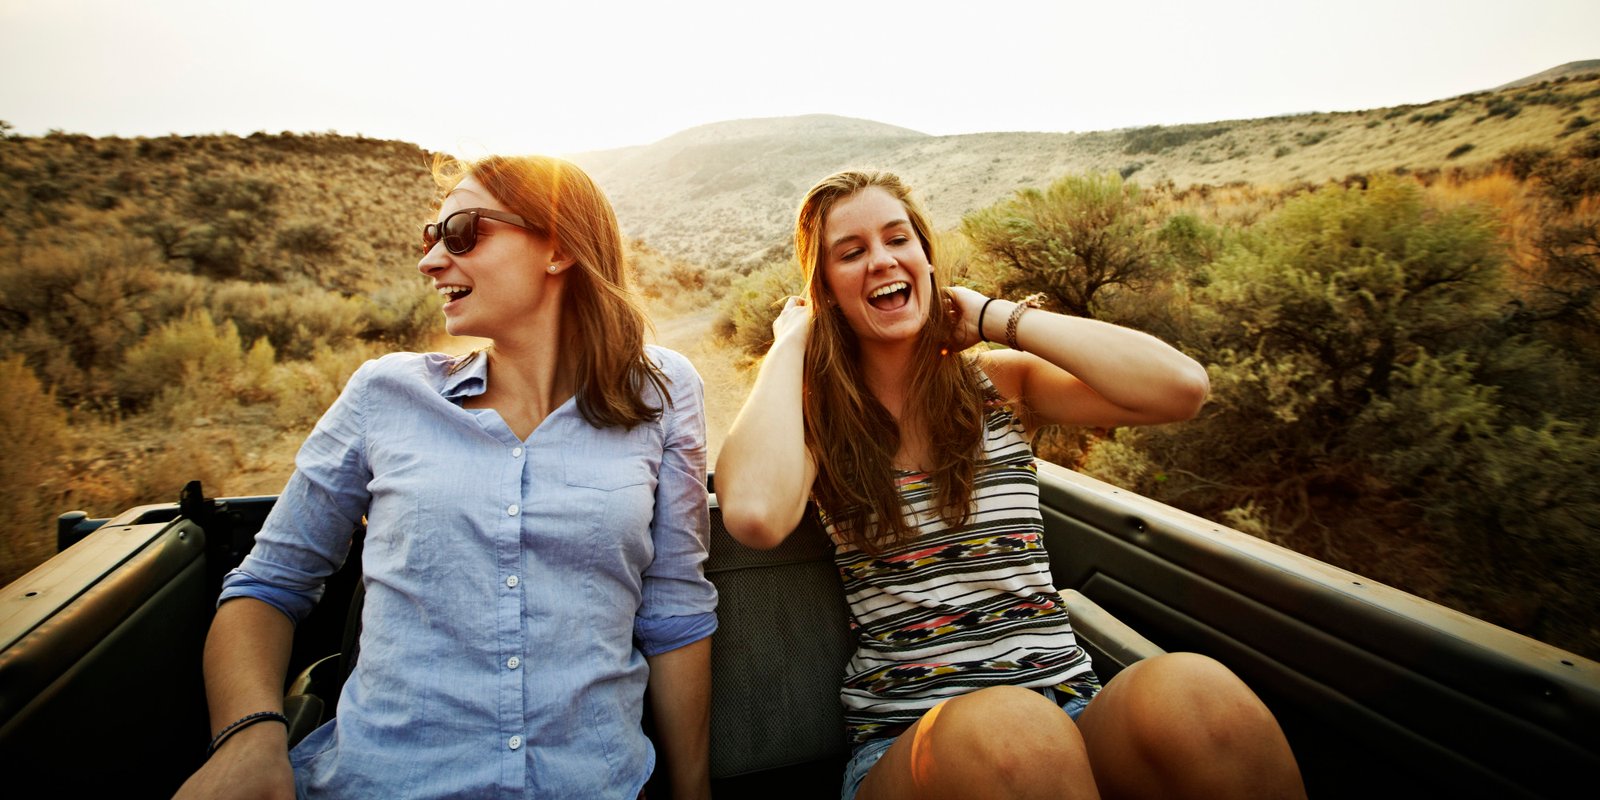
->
[2,462,1595,797]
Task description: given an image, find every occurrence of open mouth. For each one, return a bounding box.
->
[867,281,910,311]
[438,285,472,303]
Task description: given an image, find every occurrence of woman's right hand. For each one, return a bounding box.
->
[172,723,295,800]
[771,295,814,348]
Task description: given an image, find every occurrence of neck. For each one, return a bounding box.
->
[858,337,918,420]
[476,302,579,429]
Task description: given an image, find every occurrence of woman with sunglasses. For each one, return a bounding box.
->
[176,155,717,800]
[715,170,1305,800]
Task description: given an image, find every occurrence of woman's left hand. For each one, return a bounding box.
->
[945,285,992,351]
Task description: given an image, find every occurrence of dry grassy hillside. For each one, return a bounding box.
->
[572,72,1600,269]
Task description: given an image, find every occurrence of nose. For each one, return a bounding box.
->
[867,242,896,272]
[418,241,448,276]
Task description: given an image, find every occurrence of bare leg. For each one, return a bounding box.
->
[856,685,1100,800]
[1076,652,1306,800]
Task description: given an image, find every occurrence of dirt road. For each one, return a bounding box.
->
[648,309,751,465]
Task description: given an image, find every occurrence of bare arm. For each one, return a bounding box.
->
[714,297,818,549]
[949,287,1209,429]
[645,636,714,800]
[173,598,297,800]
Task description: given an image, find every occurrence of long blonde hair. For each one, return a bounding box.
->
[795,171,987,551]
[433,154,667,428]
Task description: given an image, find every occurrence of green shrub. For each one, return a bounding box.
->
[1410,107,1456,125]
[717,262,801,357]
[1482,97,1521,120]
[0,357,71,585]
[207,282,366,358]
[116,310,252,407]
[1497,145,1555,180]
[275,219,342,256]
[961,173,1160,319]
[359,284,443,351]
[268,342,382,428]
[0,239,170,402]
[1122,123,1233,155]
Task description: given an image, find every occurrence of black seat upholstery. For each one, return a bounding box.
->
[703,497,856,783]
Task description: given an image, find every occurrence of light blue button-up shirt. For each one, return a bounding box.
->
[220,346,718,799]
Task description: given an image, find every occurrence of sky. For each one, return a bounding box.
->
[2,0,1596,158]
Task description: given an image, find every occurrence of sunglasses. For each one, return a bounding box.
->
[422,208,545,255]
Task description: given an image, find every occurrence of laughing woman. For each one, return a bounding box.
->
[715,170,1305,800]
[176,156,717,800]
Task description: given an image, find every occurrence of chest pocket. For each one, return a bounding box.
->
[561,422,661,490]
[558,429,661,571]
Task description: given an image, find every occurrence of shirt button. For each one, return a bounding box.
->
[511,447,523,458]
[505,575,519,588]
[508,735,522,750]
[507,656,521,669]
[507,504,519,516]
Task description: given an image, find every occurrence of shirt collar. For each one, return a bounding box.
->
[441,349,489,401]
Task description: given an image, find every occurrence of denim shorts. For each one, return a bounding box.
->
[838,687,1092,800]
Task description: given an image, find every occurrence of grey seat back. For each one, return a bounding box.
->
[704,497,855,779]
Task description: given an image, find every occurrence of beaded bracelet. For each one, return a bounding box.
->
[1005,293,1047,351]
[976,297,998,342]
[207,710,289,758]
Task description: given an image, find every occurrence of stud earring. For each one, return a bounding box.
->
[548,265,558,273]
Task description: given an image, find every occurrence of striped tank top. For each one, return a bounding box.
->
[823,385,1100,744]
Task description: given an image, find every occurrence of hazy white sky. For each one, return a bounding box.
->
[2,0,1595,157]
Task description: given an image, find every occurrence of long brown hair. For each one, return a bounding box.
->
[433,154,667,428]
[796,171,987,552]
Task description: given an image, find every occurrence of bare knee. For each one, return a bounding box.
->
[956,687,1083,778]
[1082,653,1304,799]
[896,686,1096,799]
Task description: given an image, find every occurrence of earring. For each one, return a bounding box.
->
[548,265,558,273]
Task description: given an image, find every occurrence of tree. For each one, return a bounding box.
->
[961,173,1159,319]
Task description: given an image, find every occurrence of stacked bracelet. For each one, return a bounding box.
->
[976,297,998,342]
[1005,293,1047,351]
[207,710,289,758]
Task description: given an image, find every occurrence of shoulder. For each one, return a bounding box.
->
[972,349,1031,400]
[970,350,1030,429]
[351,351,465,394]
[644,345,700,381]
[644,345,705,401]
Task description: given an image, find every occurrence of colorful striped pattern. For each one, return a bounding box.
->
[824,393,1099,743]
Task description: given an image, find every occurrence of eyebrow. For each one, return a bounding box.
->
[828,218,912,252]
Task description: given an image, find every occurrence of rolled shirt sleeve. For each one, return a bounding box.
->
[218,360,374,624]
[634,348,719,655]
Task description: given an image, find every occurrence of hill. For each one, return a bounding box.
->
[1496,59,1600,90]
[572,71,1600,268]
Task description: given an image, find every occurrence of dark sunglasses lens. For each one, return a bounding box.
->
[422,212,479,254]
[443,212,477,254]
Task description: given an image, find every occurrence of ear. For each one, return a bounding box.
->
[544,252,577,275]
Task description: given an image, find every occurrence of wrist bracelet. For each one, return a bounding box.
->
[976,297,998,342]
[207,710,289,758]
[1005,293,1046,351]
